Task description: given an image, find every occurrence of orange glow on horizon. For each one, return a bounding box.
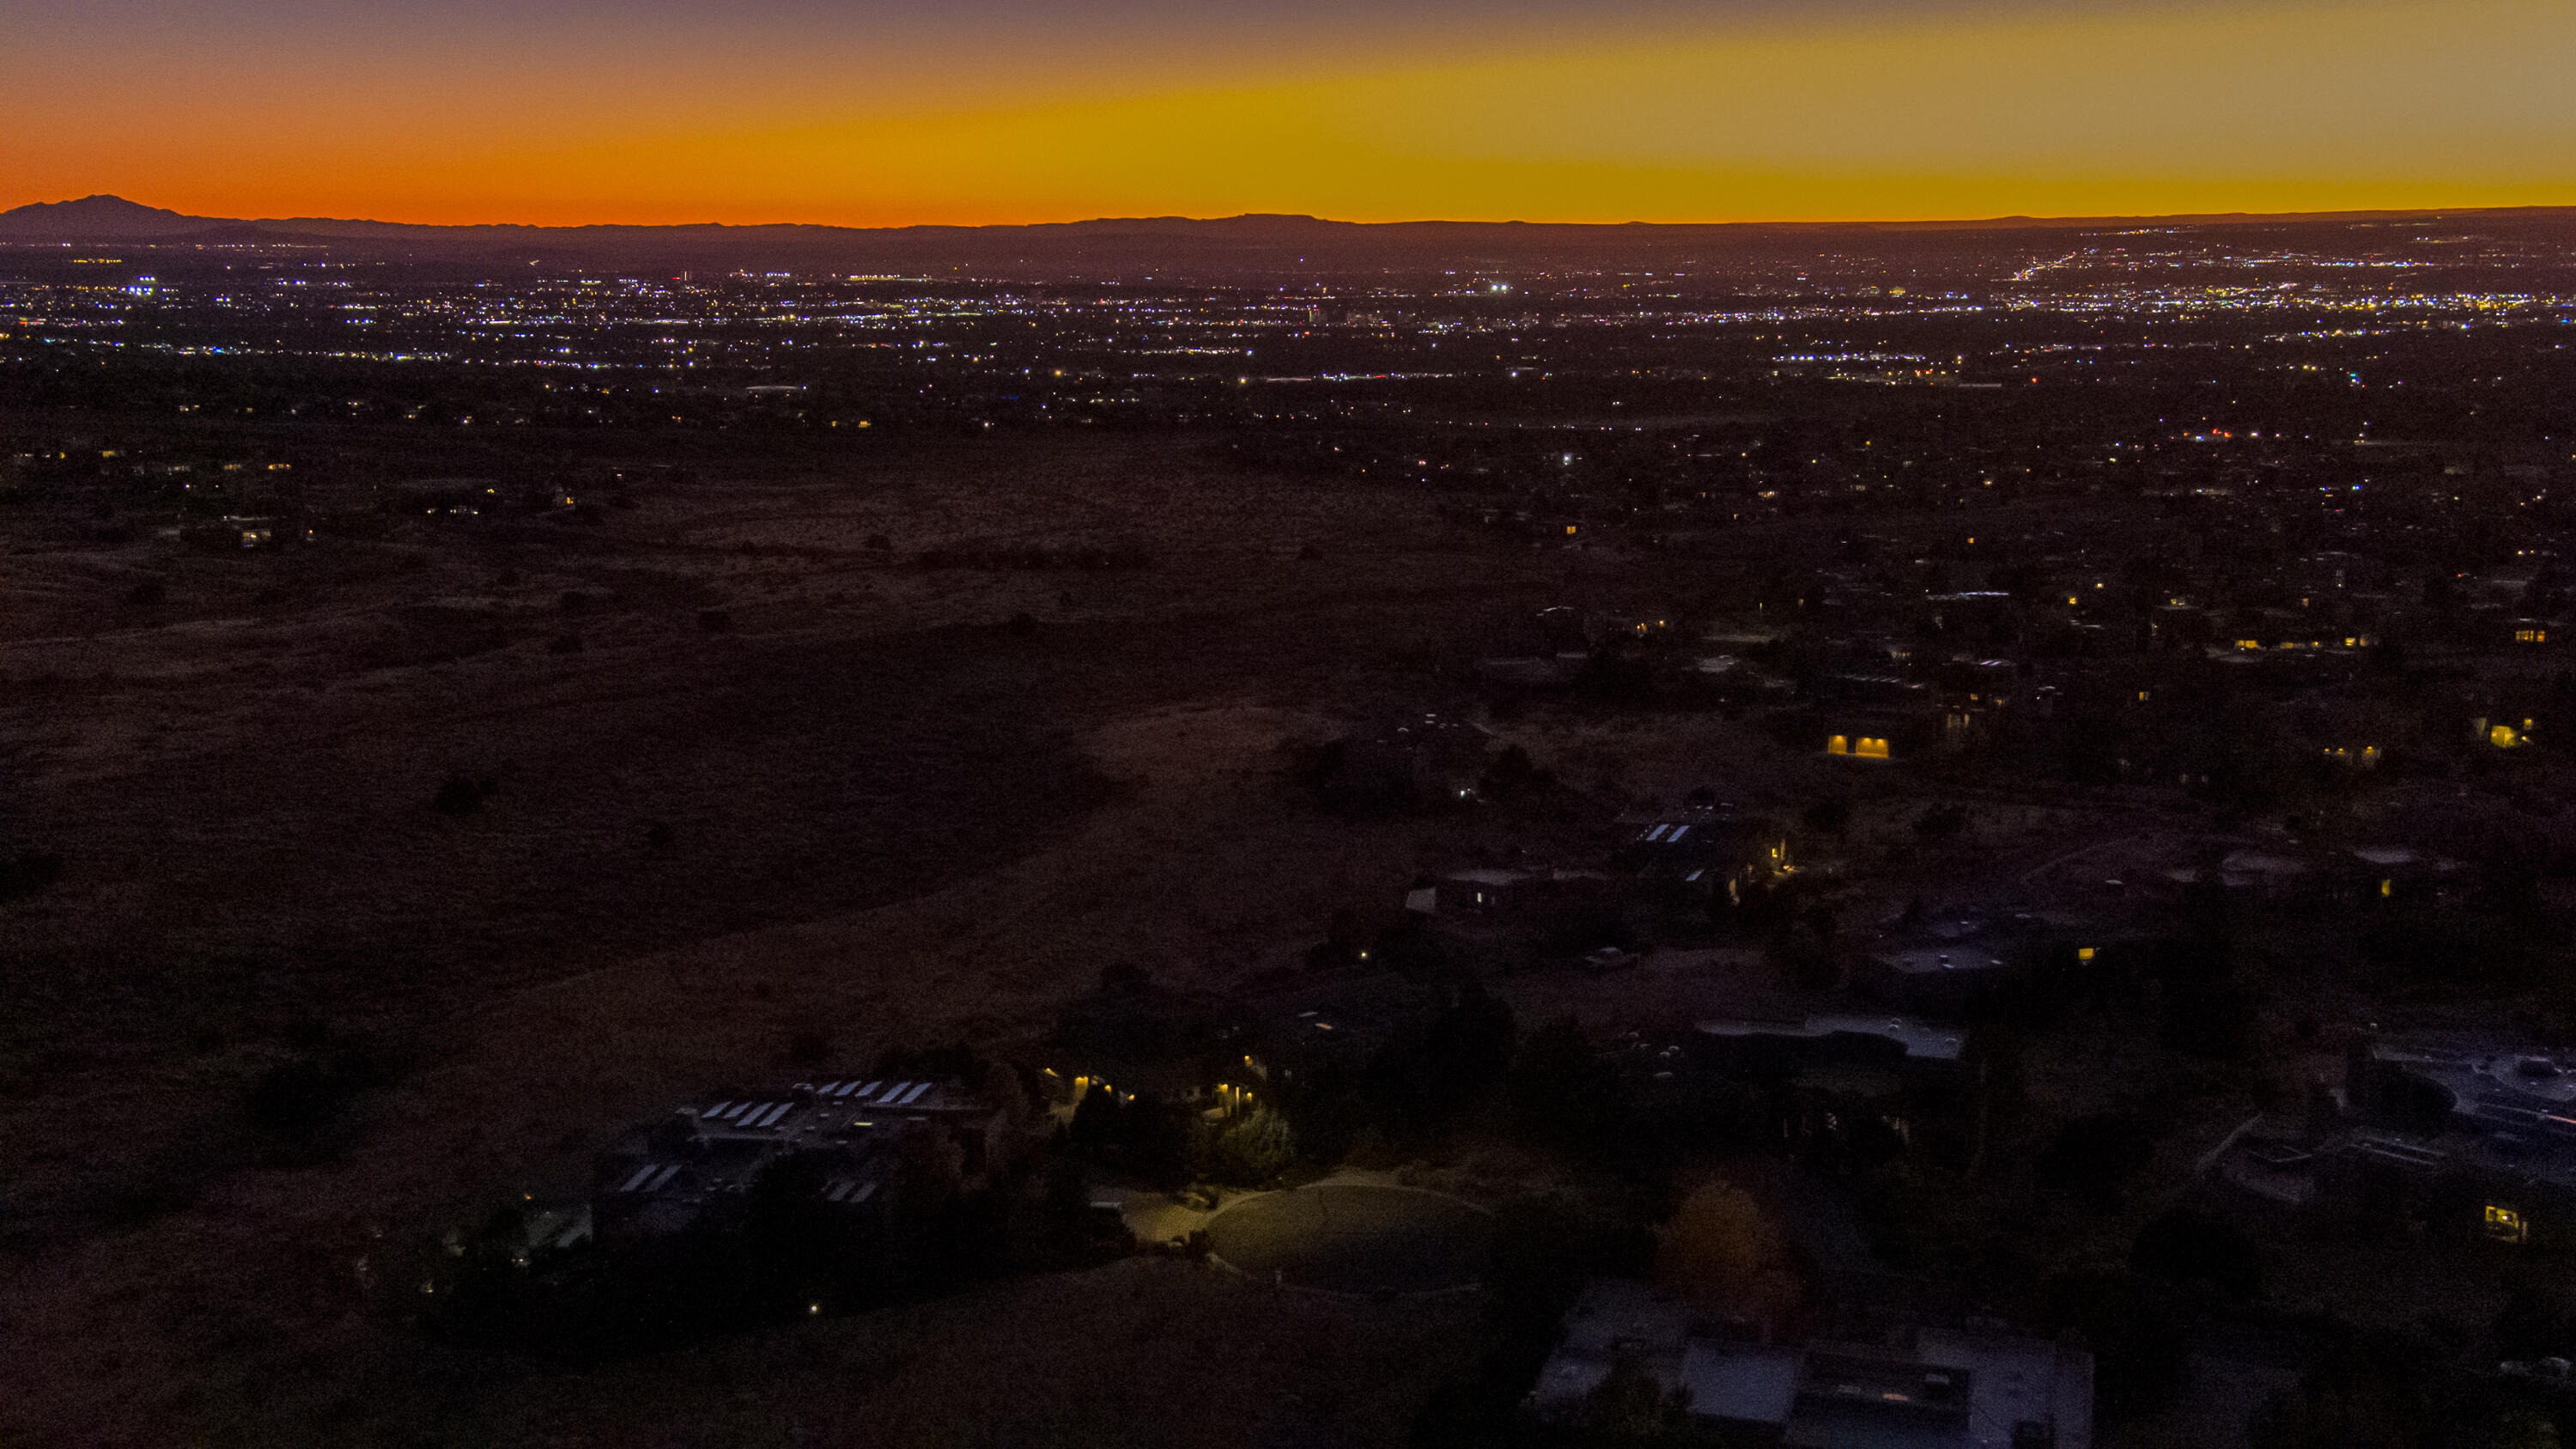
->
[5,0,2571,228]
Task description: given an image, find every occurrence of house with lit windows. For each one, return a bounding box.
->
[2221,1033,2576,1250]
[1612,805,1794,909]
[1431,865,1616,920]
[1819,704,1956,763]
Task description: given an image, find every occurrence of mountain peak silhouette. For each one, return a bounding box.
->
[0,194,216,239]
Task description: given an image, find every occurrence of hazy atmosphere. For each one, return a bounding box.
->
[9,0,2574,222]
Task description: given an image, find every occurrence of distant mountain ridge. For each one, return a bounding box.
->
[0,194,219,239]
[7,193,2573,277]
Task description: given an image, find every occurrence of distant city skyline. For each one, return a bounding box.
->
[9,0,2573,227]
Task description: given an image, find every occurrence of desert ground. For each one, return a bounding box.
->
[0,422,1782,1446]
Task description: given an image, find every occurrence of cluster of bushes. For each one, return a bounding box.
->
[1063,1086,1205,1187]
[1268,994,1775,1196]
[1409,1196,1656,1449]
[245,1018,410,1141]
[2049,1264,2573,1447]
[431,775,498,815]
[1292,737,1558,820]
[0,848,64,901]
[1054,979,1749,1200]
[914,544,1152,572]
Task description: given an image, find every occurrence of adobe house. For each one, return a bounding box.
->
[2223,1035,2576,1250]
[1612,805,1793,908]
[1529,1282,2093,1448]
[592,1076,1022,1246]
[1820,705,1947,762]
[1433,866,1616,919]
[1853,947,2014,1020]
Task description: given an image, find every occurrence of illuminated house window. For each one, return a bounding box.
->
[2518,629,2548,644]
[1826,734,1849,755]
[2076,947,2097,963]
[1854,736,1891,759]
[2487,1204,2530,1243]
[2493,723,2524,749]
[2236,639,2262,650]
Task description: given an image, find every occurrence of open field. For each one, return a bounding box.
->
[0,424,1659,1446]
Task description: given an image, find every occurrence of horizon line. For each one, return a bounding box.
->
[9,193,2576,235]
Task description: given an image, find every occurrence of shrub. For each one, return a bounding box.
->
[1509,1017,1625,1151]
[2247,1330,2439,1449]
[1210,1108,1297,1186]
[2039,1112,2160,1209]
[1657,1181,1804,1324]
[1767,925,1839,991]
[2043,1268,2190,1422]
[0,849,64,900]
[1479,744,1553,798]
[246,1031,401,1135]
[2130,1207,2263,1300]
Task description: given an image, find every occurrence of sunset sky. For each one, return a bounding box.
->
[7,0,2573,226]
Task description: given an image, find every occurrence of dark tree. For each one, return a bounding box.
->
[1801,795,1852,836]
[1913,803,1969,843]
[2130,1207,2263,1300]
[1510,1017,1624,1152]
[2038,1112,2159,1209]
[0,849,65,900]
[2248,1331,2437,1449]
[2043,1268,2190,1422]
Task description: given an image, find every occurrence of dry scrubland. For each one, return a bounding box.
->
[0,430,1665,1446]
[3,424,2352,1447]
[464,1257,1479,1449]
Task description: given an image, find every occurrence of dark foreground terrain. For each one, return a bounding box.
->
[0,416,1648,1445]
[10,210,2576,1447]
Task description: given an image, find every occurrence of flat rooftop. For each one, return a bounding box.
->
[1698,1015,1966,1063]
